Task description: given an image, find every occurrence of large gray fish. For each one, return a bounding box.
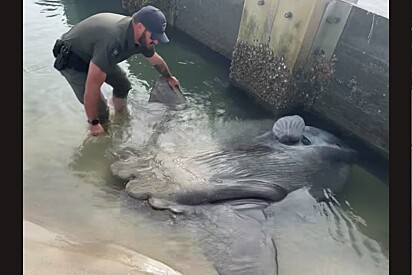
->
[110,79,356,275]
[113,115,356,204]
[148,76,186,106]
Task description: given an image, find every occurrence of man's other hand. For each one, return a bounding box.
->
[88,123,105,136]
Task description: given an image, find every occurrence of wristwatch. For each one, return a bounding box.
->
[87,118,100,126]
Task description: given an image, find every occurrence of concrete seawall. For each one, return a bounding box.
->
[173,0,244,60]
[310,7,388,157]
[122,0,244,59]
[121,0,389,158]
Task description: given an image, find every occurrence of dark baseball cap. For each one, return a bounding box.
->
[134,5,169,43]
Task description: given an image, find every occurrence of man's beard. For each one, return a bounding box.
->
[139,30,152,49]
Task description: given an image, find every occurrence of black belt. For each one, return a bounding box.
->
[66,52,89,72]
[53,39,89,72]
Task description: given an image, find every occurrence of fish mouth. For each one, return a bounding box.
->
[172,181,289,206]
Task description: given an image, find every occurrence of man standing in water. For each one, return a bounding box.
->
[52,5,179,136]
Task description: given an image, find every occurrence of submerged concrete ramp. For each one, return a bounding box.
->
[23,220,211,275]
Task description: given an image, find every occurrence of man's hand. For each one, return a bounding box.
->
[147,53,180,92]
[88,123,105,136]
[167,76,180,92]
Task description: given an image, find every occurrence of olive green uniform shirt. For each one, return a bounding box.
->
[61,13,155,74]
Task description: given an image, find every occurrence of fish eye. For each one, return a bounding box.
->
[302,136,311,145]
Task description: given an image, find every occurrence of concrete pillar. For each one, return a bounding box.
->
[230,0,340,115]
[236,0,333,72]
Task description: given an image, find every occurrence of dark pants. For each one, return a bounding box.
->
[60,65,131,122]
